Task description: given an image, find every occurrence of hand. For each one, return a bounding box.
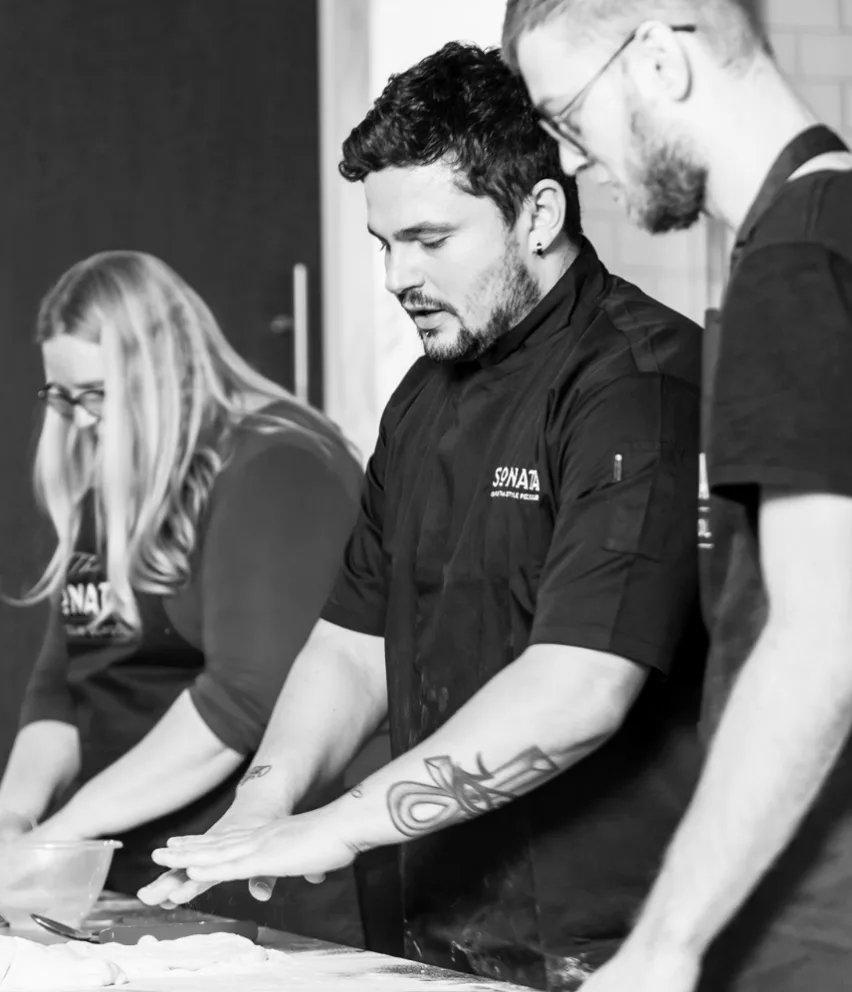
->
[0,809,35,843]
[150,804,360,890]
[580,939,701,992]
[24,812,88,843]
[138,807,285,908]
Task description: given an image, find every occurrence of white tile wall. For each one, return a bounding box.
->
[799,34,852,78]
[767,0,852,147]
[765,0,840,28]
[768,31,798,74]
[798,81,845,129]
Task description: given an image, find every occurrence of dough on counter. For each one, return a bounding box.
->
[81,932,272,978]
[0,932,278,989]
[0,935,125,990]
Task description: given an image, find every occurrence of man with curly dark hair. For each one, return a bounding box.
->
[147,42,707,992]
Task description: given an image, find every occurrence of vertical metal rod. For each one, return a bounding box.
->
[293,263,309,402]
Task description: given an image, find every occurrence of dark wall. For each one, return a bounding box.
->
[0,0,322,767]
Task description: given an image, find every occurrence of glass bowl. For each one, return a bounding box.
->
[0,839,122,930]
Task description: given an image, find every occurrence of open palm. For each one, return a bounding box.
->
[137,807,279,907]
[150,806,359,888]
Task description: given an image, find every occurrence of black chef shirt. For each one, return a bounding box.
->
[323,240,706,991]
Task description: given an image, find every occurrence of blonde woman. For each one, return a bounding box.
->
[0,250,365,945]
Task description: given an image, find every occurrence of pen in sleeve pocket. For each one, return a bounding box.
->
[612,453,623,482]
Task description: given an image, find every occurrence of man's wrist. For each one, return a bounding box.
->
[231,795,294,821]
[324,785,394,855]
[235,773,299,819]
[628,888,710,962]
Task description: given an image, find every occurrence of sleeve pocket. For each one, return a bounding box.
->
[603,444,677,561]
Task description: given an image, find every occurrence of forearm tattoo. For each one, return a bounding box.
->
[239,764,272,787]
[387,746,558,837]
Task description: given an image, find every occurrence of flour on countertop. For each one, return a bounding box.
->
[1,933,529,991]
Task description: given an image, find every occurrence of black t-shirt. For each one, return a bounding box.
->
[323,240,706,989]
[20,409,362,901]
[704,167,852,956]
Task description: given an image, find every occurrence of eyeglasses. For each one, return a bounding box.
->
[538,24,697,158]
[38,382,105,421]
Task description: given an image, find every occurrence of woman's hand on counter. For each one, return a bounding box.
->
[150,801,361,888]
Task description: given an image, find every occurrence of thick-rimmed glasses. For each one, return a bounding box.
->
[38,382,105,421]
[538,24,697,158]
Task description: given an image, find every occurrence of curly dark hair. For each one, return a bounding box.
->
[339,42,582,240]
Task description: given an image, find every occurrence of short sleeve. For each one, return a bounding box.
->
[529,373,701,674]
[189,442,361,754]
[321,418,390,637]
[710,244,852,499]
[19,603,76,727]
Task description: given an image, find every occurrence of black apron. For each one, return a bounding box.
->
[61,497,244,892]
[699,126,852,992]
[699,124,849,619]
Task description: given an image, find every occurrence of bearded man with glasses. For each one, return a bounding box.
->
[506,1,852,991]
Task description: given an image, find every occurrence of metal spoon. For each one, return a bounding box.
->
[30,914,99,942]
[31,912,260,944]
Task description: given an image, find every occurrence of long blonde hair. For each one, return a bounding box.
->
[25,250,356,631]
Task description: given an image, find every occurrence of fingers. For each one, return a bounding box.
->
[154,834,285,885]
[247,871,328,898]
[184,855,268,884]
[248,876,277,901]
[164,829,249,851]
[152,818,343,888]
[137,869,213,907]
[165,833,209,845]
[153,832,259,869]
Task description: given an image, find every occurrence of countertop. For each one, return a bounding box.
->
[6,893,530,992]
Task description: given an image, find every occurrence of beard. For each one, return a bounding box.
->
[623,98,707,234]
[409,241,542,365]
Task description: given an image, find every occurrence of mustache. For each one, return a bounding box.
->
[398,292,456,316]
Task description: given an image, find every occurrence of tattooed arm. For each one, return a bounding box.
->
[139,619,387,905]
[349,643,645,844]
[239,764,272,786]
[151,643,646,884]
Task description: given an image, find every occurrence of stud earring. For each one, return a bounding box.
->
[534,242,544,256]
